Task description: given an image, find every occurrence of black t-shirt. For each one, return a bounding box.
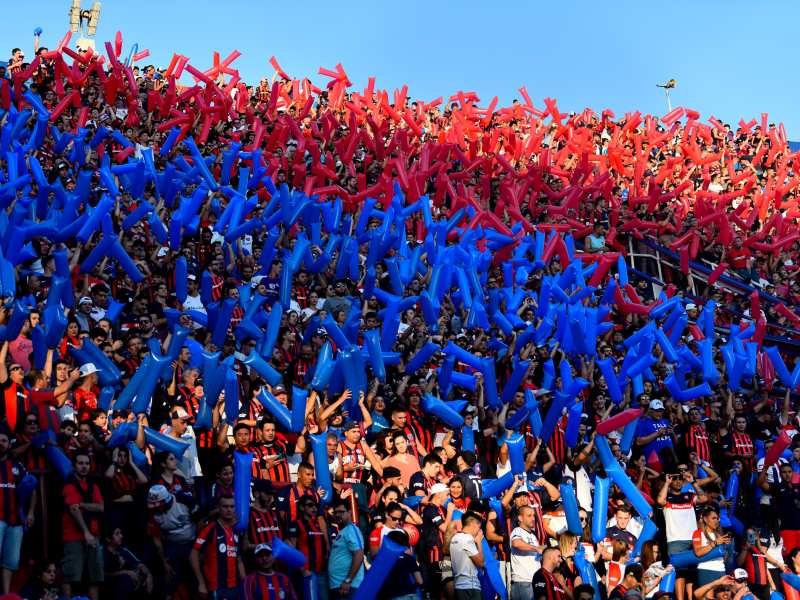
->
[532,568,567,600]
[458,468,482,499]
[769,482,800,530]
[606,525,637,547]
[408,471,428,496]
[377,553,421,599]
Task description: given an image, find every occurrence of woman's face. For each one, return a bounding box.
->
[41,563,57,585]
[383,436,394,452]
[449,480,463,498]
[163,453,178,471]
[394,436,408,454]
[384,490,398,505]
[67,322,79,336]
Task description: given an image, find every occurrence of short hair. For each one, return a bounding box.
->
[232,422,250,435]
[72,450,91,465]
[331,498,349,512]
[298,461,314,472]
[422,454,443,467]
[461,511,483,529]
[386,529,409,547]
[625,563,644,582]
[574,584,596,599]
[460,451,477,467]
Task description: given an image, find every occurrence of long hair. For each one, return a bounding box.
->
[641,540,659,571]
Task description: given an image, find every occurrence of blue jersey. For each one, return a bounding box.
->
[634,417,673,456]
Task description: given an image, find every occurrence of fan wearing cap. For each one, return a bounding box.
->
[244,480,281,553]
[72,363,102,424]
[163,406,203,483]
[337,418,383,500]
[241,542,298,600]
[75,296,95,332]
[635,400,676,465]
[419,482,456,599]
[0,341,31,432]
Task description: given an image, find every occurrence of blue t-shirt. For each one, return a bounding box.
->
[328,523,365,589]
[634,417,673,456]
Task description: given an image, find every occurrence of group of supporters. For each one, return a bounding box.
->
[0,25,799,600]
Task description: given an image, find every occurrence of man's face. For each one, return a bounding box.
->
[616,510,631,530]
[75,456,91,477]
[345,428,361,444]
[262,423,276,442]
[234,428,250,449]
[218,498,236,522]
[298,467,314,487]
[0,434,9,456]
[255,551,275,571]
[520,507,534,529]
[391,411,407,428]
[78,424,92,443]
[781,466,793,482]
[172,417,187,435]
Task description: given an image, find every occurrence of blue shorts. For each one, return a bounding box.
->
[0,522,23,571]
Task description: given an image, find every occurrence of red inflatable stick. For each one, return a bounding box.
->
[596,408,643,435]
[661,107,684,126]
[114,31,123,57]
[776,304,800,326]
[764,430,792,468]
[738,118,757,133]
[708,116,726,133]
[49,90,79,122]
[269,56,289,80]
[57,31,72,51]
[761,112,769,131]
[707,262,727,285]
[132,49,150,62]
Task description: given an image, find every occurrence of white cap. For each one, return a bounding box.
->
[79,363,99,377]
[686,303,697,311]
[171,407,190,420]
[79,296,93,305]
[157,246,169,257]
[649,399,665,410]
[733,568,748,581]
[428,483,449,496]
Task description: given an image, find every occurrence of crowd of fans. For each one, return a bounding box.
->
[0,27,799,600]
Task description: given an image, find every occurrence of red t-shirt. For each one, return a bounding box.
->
[727,247,751,269]
[194,521,240,591]
[73,388,98,422]
[62,479,103,542]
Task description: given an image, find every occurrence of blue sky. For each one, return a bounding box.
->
[3,0,799,135]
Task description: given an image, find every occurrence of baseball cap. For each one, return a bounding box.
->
[733,568,748,581]
[343,420,360,432]
[272,384,287,395]
[254,543,272,555]
[428,483,449,496]
[79,363,99,377]
[147,484,173,505]
[171,407,190,421]
[686,303,697,311]
[79,296,93,305]
[649,399,665,410]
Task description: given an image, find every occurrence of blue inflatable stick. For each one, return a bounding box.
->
[233,451,253,533]
[309,432,333,504]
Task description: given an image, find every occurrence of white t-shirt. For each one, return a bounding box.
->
[510,526,541,582]
[692,529,725,571]
[450,532,481,590]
